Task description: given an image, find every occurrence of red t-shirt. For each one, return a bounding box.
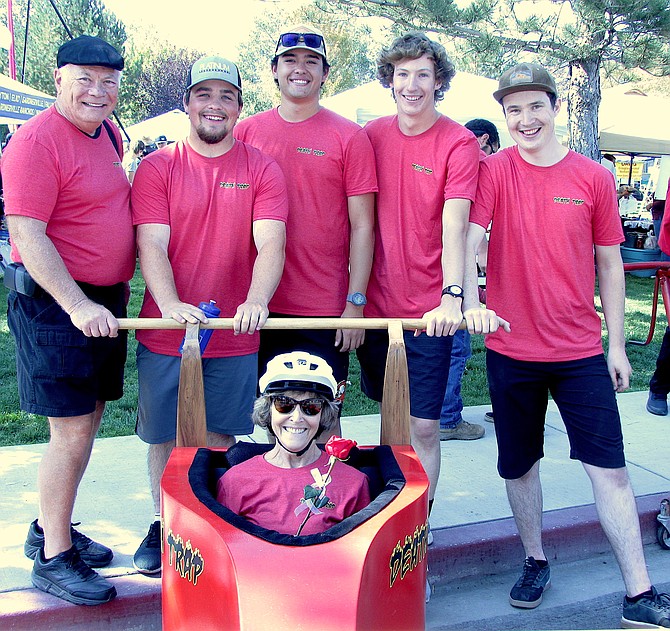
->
[216,450,371,536]
[131,140,288,357]
[363,115,480,317]
[235,107,378,315]
[1,106,135,285]
[470,146,624,361]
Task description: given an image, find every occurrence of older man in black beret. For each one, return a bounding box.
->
[2,35,134,606]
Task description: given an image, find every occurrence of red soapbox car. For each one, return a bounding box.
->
[119,317,430,630]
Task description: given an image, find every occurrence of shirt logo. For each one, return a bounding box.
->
[412,163,433,175]
[296,147,326,157]
[553,196,585,206]
[219,182,250,190]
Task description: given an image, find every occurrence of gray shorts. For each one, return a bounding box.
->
[136,343,256,443]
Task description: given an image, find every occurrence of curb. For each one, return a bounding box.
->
[0,573,161,631]
[428,492,667,587]
[1,493,666,630]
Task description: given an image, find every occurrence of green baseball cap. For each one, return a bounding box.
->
[186,55,242,92]
[493,62,557,104]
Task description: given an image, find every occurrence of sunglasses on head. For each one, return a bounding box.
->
[270,395,324,416]
[277,32,325,52]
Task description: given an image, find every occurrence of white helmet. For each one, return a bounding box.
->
[259,352,337,400]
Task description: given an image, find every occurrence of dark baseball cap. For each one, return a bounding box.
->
[155,135,168,143]
[57,35,124,71]
[493,62,557,104]
[186,55,242,92]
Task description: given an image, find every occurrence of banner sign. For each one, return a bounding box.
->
[0,86,54,121]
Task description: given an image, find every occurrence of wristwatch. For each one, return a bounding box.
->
[441,284,464,299]
[346,292,367,306]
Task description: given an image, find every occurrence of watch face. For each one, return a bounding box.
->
[348,292,367,306]
[445,285,463,298]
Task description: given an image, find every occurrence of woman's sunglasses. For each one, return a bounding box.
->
[271,395,324,416]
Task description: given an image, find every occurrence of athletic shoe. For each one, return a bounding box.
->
[427,522,434,546]
[621,586,670,628]
[484,411,494,423]
[425,578,432,603]
[646,392,668,416]
[24,519,113,568]
[31,546,116,606]
[133,520,162,575]
[509,557,551,609]
[439,421,485,441]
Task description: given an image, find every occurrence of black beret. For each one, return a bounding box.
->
[57,35,124,71]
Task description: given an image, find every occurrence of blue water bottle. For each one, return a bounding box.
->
[179,300,221,354]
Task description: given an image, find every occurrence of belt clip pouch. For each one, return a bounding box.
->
[3,262,39,297]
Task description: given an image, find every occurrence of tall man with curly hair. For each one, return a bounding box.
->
[357,32,485,528]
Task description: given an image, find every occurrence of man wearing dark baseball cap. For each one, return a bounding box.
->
[2,34,133,606]
[462,61,670,626]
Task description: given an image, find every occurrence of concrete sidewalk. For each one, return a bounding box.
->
[0,390,668,628]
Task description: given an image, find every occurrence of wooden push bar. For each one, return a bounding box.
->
[117,317,466,447]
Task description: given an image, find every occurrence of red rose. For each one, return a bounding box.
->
[325,436,357,460]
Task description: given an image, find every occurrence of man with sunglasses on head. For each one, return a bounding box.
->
[130,55,288,576]
[235,25,377,430]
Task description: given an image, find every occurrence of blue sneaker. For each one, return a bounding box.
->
[509,557,551,609]
[622,586,670,628]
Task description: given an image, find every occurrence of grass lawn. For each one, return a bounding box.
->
[0,269,665,446]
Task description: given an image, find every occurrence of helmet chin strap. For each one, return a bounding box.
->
[268,426,316,458]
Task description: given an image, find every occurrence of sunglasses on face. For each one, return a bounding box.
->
[271,395,324,416]
[277,32,326,52]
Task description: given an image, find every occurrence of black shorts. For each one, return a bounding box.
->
[259,313,350,398]
[486,349,625,480]
[7,283,127,418]
[356,329,453,420]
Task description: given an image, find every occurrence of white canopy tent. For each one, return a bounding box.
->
[0,73,54,125]
[598,85,670,157]
[126,109,190,145]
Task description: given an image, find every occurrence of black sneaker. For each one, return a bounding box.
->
[509,557,551,609]
[646,392,668,416]
[622,586,670,628]
[133,520,162,575]
[31,546,116,606]
[24,519,113,568]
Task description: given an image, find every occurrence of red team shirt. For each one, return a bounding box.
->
[217,450,371,536]
[131,140,288,358]
[363,115,480,318]
[2,106,135,285]
[470,146,624,362]
[235,107,378,315]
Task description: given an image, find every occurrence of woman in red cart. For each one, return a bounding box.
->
[216,351,370,536]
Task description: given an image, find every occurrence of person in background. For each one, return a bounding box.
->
[3,35,134,606]
[154,134,168,150]
[647,178,670,417]
[125,139,145,184]
[618,185,640,216]
[439,118,500,441]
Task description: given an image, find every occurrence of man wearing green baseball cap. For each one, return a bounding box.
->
[462,61,670,627]
[130,55,288,575]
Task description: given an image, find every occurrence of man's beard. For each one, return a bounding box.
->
[195,123,230,145]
